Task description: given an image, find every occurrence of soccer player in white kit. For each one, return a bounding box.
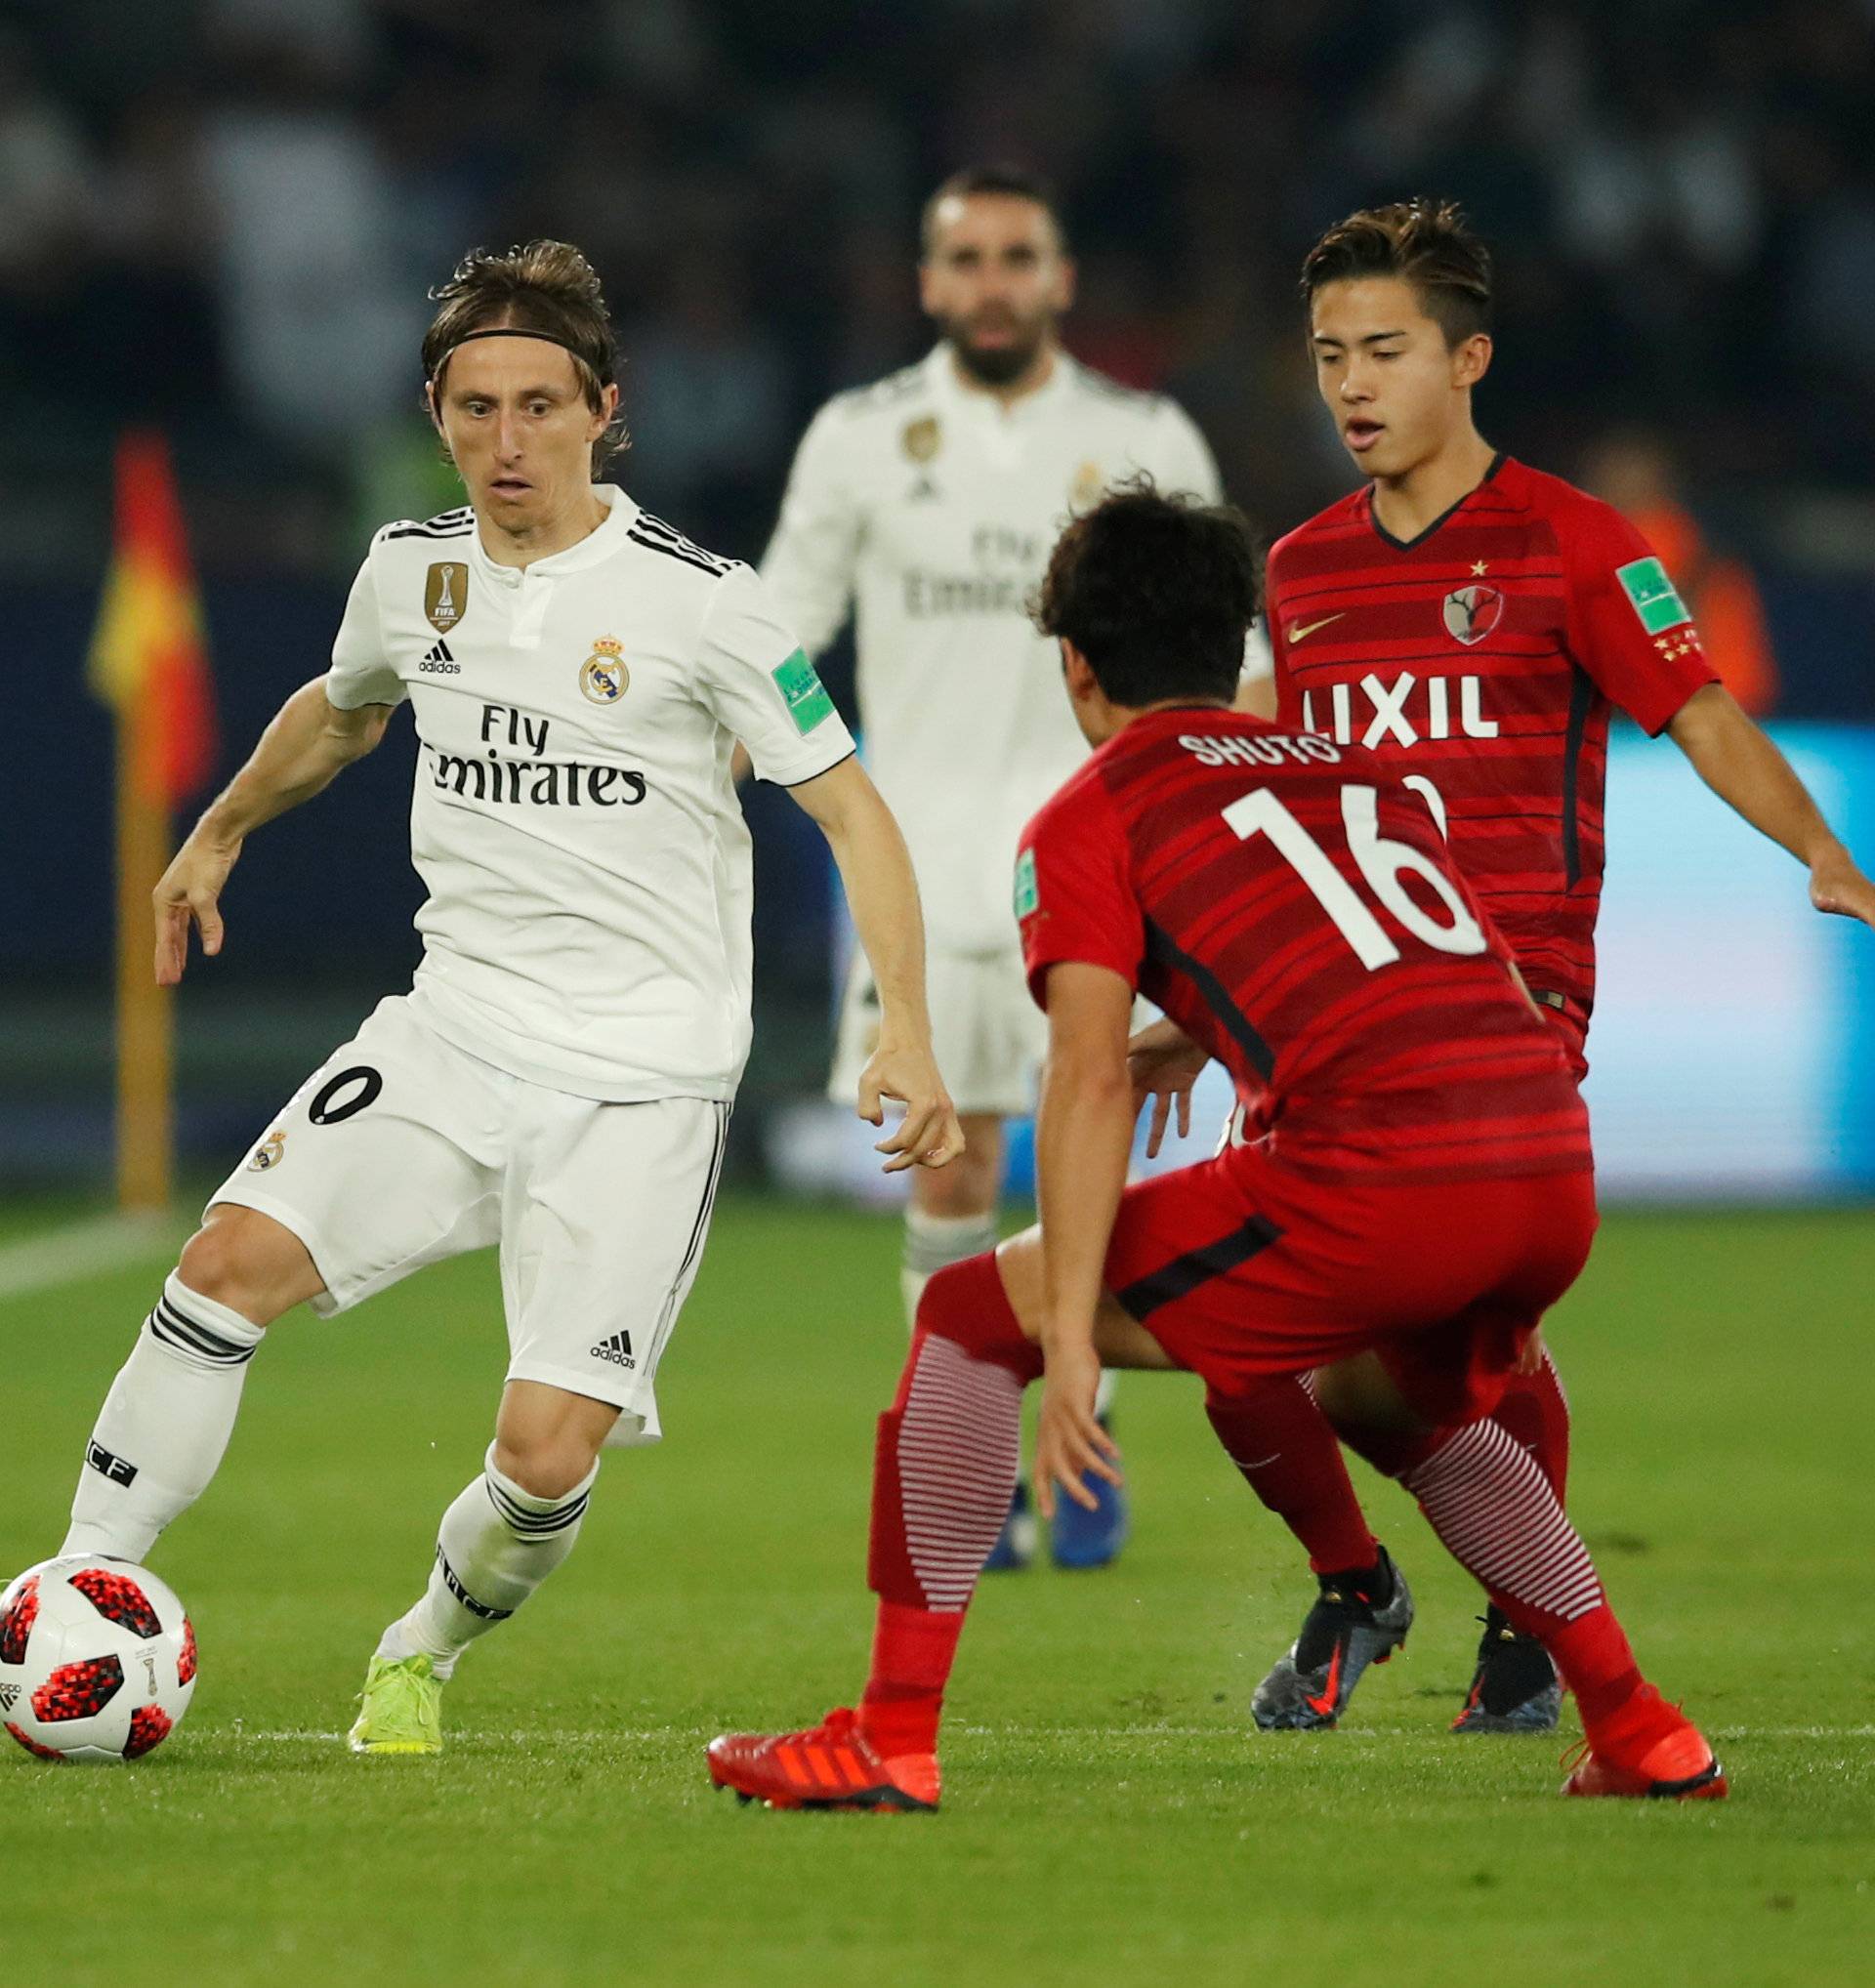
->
[59,240,962,1753]
[762,167,1268,1566]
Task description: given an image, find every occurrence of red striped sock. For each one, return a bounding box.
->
[860,1255,1035,1756]
[1396,1420,1656,1738]
[1491,1347,1572,1502]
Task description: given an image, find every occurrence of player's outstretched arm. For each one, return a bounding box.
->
[1032,963,1133,1519]
[153,677,396,985]
[1666,683,1875,930]
[785,756,964,1173]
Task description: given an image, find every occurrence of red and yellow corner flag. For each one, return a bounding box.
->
[89,432,218,1210]
[88,431,218,803]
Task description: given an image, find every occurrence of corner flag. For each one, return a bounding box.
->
[88,433,218,1209]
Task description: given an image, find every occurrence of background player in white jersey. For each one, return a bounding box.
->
[761,166,1269,1568]
[57,240,962,1753]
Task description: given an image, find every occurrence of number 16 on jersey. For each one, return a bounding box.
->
[1223,784,1487,971]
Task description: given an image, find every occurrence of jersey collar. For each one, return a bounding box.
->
[1365,450,1506,553]
[466,484,640,584]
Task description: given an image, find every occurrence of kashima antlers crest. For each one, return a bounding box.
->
[1442,584,1503,646]
[425,562,469,633]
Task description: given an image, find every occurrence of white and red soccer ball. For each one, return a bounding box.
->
[0,1556,195,1763]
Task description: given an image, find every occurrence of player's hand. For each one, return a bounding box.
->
[856,1039,966,1173]
[1126,1018,1209,1159]
[1033,1337,1121,1520]
[1811,846,1875,931]
[153,830,241,986]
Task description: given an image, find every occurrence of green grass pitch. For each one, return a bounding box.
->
[2,1197,1872,1985]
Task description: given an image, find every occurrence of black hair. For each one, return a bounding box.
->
[1301,198,1493,346]
[1031,478,1260,708]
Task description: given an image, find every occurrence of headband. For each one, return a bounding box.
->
[429,326,607,381]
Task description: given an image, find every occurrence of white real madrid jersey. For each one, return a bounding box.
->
[326,485,854,1102]
[762,345,1271,952]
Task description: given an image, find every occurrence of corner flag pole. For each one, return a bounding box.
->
[89,432,219,1212]
[113,696,174,1210]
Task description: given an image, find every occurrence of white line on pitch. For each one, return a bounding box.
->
[218,1722,1875,1746]
[0,1210,188,1302]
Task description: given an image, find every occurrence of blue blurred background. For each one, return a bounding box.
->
[5,0,1872,1198]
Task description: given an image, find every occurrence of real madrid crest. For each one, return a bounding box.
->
[425,561,469,633]
[901,415,941,464]
[248,1128,287,1172]
[580,636,630,705]
[1070,460,1105,511]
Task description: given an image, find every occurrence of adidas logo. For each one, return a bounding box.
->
[0,1683,18,1712]
[420,641,460,675]
[590,1329,636,1371]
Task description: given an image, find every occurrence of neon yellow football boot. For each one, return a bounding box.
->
[347,1653,443,1756]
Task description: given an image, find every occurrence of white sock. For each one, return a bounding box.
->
[1094,1368,1118,1420]
[62,1274,267,1561]
[900,1209,1000,1331]
[379,1444,598,1679]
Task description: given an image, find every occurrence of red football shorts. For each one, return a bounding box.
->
[1103,1142,1598,1427]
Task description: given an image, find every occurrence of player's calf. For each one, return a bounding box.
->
[363,1437,600,1741]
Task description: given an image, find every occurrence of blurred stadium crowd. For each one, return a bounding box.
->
[7,2,1875,642]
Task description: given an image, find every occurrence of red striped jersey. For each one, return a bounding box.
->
[1016,709,1590,1184]
[1266,456,1718,1033]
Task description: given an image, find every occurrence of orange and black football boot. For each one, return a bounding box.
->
[707,1707,940,1812]
[1252,1546,1413,1730]
[1561,1684,1728,1800]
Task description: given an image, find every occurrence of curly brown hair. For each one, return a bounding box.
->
[1301,198,1493,347]
[422,240,627,472]
[1031,478,1260,708]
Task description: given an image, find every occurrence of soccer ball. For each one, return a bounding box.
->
[0,1555,196,1763]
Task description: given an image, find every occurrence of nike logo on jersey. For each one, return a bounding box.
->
[1288,613,1346,644]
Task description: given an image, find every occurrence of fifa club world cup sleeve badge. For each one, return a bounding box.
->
[1013,847,1040,921]
[771,647,836,735]
[1616,557,1693,634]
[579,636,630,705]
[425,561,469,633]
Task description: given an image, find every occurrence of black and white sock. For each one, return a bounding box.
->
[378,1444,598,1679]
[62,1274,266,1560]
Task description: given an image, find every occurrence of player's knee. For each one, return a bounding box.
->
[913,1254,1040,1378]
[176,1208,313,1326]
[491,1432,601,1503]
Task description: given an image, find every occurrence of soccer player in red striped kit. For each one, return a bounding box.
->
[1223,199,1875,1733]
[707,484,1725,1810]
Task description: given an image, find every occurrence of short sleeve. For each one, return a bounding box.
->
[1017,782,1145,1011]
[759,399,862,659]
[325,556,406,709]
[1559,499,1718,735]
[696,562,856,785]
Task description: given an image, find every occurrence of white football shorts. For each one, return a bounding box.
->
[829,943,1045,1121]
[208,995,729,1446]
